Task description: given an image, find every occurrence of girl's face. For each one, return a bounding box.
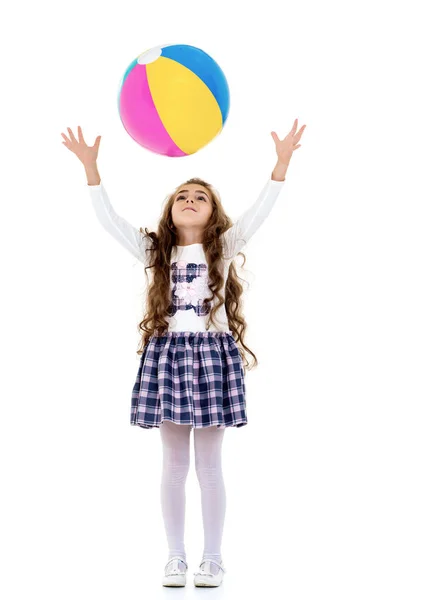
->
[171,183,213,232]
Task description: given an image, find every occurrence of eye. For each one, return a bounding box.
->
[176,195,207,201]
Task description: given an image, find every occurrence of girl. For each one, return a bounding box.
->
[61,119,306,587]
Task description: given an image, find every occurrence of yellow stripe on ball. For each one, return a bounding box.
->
[146,56,223,154]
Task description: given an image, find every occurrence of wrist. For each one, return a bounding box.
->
[84,162,100,186]
[271,160,289,182]
[84,161,98,170]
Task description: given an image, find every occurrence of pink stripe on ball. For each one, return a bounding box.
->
[119,64,186,157]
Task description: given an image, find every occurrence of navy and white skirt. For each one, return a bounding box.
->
[131,331,247,429]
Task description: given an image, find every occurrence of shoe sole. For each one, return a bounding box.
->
[194,578,222,587]
[162,575,186,587]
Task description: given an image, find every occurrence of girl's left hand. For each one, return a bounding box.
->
[271,119,306,166]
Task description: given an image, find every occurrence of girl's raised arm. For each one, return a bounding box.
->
[61,126,151,265]
[222,119,306,258]
[222,178,285,258]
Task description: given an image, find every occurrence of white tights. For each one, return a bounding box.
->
[159,420,226,573]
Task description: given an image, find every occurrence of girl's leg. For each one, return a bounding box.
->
[194,425,226,574]
[159,420,192,566]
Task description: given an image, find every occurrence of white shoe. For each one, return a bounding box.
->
[193,558,226,587]
[162,556,188,587]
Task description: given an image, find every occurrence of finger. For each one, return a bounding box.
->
[93,135,101,150]
[77,125,87,145]
[67,127,77,143]
[61,133,70,143]
[290,118,298,135]
[294,144,301,150]
[271,131,280,144]
[294,125,306,141]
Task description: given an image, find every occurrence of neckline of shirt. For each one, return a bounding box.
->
[175,243,203,248]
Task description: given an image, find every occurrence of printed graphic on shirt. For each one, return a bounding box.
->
[169,261,212,317]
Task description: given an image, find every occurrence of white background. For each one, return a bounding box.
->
[2,0,428,598]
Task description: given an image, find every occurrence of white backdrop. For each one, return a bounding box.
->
[2,0,428,598]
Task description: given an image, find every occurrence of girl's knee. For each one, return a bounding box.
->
[162,460,190,486]
[195,463,223,489]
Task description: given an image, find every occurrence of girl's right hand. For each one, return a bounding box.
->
[61,126,101,166]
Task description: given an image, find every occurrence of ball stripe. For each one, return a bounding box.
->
[160,44,230,124]
[147,57,223,155]
[119,63,186,157]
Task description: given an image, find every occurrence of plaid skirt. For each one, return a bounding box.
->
[131,331,247,429]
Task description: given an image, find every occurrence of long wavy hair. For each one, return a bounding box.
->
[136,177,258,372]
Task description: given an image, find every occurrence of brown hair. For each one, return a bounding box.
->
[137,177,258,372]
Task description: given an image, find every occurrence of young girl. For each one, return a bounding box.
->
[61,119,306,587]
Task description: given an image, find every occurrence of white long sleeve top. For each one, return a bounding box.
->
[88,177,285,333]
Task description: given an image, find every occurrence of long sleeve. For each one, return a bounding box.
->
[87,182,151,265]
[222,177,285,258]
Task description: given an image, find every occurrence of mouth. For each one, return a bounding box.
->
[183,207,196,212]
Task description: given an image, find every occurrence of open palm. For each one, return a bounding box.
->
[61,126,102,166]
[271,119,306,165]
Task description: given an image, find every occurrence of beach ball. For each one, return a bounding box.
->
[117,44,230,157]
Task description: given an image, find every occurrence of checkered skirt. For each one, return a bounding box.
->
[131,331,247,429]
